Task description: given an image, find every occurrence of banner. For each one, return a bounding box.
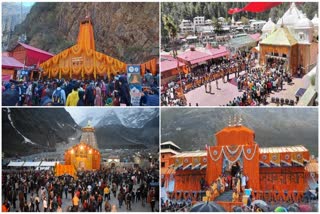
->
[127,65,142,106]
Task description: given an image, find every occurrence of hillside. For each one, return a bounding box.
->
[161,108,318,156]
[8,2,159,64]
[2,108,79,157]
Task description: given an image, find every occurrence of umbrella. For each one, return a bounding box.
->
[252,200,268,207]
[274,206,287,212]
[298,204,312,212]
[233,206,243,212]
[287,205,299,212]
[190,201,226,212]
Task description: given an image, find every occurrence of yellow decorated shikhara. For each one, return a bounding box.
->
[40,17,127,79]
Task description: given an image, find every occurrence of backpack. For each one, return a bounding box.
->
[52,89,64,105]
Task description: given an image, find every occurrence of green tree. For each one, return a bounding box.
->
[162,15,178,57]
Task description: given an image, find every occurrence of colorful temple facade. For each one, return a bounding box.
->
[55,123,101,177]
[40,16,158,80]
[161,121,316,202]
[40,16,126,80]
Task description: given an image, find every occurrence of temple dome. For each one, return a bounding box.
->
[312,14,319,27]
[262,18,276,32]
[277,3,303,26]
[295,14,314,29]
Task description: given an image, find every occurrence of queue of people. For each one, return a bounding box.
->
[161,51,254,106]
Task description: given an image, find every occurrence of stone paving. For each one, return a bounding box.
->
[185,71,310,106]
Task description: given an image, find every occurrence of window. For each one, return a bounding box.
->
[298,32,305,41]
[161,162,165,167]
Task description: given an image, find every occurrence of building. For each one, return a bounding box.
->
[2,42,54,80]
[2,54,24,81]
[104,156,121,168]
[63,124,101,171]
[161,118,316,206]
[8,42,54,66]
[160,55,187,85]
[179,20,194,34]
[80,122,98,148]
[250,20,267,31]
[193,16,205,26]
[260,3,318,74]
[261,18,276,39]
[40,16,127,80]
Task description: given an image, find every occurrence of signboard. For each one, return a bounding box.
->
[127,65,142,106]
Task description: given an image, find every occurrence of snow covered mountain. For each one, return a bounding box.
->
[66,108,159,128]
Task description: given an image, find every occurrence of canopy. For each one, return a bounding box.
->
[23,161,41,167]
[40,161,59,167]
[7,161,24,167]
[228,2,282,14]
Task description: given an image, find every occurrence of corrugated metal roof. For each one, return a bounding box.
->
[173,151,207,157]
[177,49,213,65]
[259,145,308,154]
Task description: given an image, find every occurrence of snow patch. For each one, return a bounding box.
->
[7,110,37,145]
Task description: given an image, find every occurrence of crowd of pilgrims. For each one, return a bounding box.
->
[226,58,293,106]
[2,71,159,106]
[161,51,294,106]
[2,167,159,212]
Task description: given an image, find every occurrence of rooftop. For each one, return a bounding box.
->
[17,42,54,56]
[259,145,308,154]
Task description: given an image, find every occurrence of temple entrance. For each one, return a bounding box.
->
[222,156,243,191]
[111,162,116,168]
[265,54,289,71]
[79,161,85,171]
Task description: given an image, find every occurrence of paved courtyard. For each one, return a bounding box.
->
[185,71,310,106]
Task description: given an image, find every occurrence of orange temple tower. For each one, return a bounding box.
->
[40,16,126,80]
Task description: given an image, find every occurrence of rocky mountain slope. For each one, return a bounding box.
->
[66,108,159,149]
[8,2,159,63]
[2,108,79,157]
[2,2,32,49]
[2,108,159,157]
[161,108,318,156]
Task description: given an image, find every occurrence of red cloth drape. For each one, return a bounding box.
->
[228,2,282,14]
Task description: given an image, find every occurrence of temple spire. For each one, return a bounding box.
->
[77,15,95,50]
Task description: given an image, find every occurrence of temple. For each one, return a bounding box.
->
[161,117,317,210]
[55,123,101,177]
[259,3,318,75]
[40,16,127,80]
